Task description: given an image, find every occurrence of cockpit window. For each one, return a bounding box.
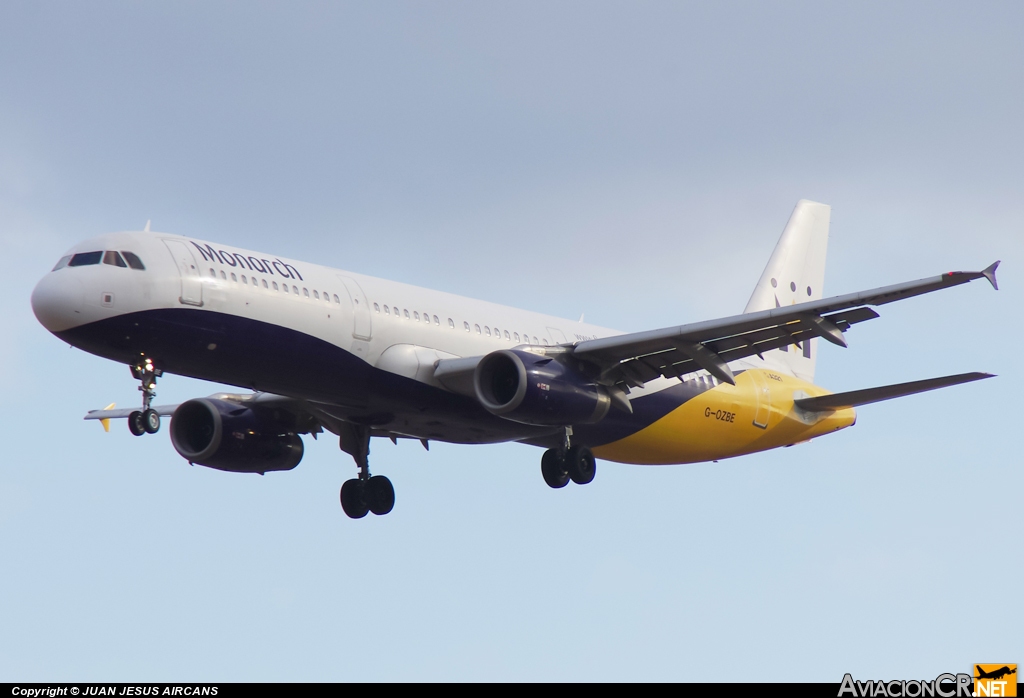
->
[103,251,128,267]
[52,255,72,271]
[68,251,103,267]
[121,251,145,270]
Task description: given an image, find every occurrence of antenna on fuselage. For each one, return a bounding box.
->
[144,220,151,232]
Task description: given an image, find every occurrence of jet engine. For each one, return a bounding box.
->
[473,350,611,426]
[170,398,304,473]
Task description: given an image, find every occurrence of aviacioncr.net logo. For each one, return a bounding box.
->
[839,673,973,697]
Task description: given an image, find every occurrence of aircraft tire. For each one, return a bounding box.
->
[128,411,146,436]
[142,409,161,434]
[340,479,369,519]
[567,446,596,485]
[366,475,395,516]
[541,449,570,489]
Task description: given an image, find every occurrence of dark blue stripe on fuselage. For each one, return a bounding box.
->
[56,308,712,448]
[572,378,714,447]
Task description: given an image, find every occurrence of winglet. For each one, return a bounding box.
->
[144,220,151,233]
[100,402,116,432]
[982,260,1000,290]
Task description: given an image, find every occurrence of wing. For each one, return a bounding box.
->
[572,262,999,391]
[83,392,311,421]
[84,405,180,420]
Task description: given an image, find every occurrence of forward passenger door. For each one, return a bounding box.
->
[162,239,204,307]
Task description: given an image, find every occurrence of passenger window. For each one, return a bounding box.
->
[373,302,379,313]
[231,273,237,282]
[121,251,146,270]
[514,333,520,342]
[475,324,481,334]
[334,294,340,303]
[209,268,216,277]
[262,279,268,289]
[52,255,72,271]
[504,330,510,340]
[103,251,127,267]
[485,326,491,336]
[220,270,227,280]
[272,281,279,290]
[542,338,548,345]
[384,306,390,315]
[68,251,103,266]
[243,276,249,284]
[533,336,538,344]
[283,284,289,293]
[313,290,319,299]
[434,315,440,326]
[293,285,298,294]
[323,292,330,302]
[464,321,470,332]
[403,309,410,319]
[414,311,420,321]
[303,288,309,298]
[448,318,455,329]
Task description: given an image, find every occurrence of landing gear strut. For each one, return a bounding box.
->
[541,427,596,488]
[128,359,162,436]
[338,424,395,519]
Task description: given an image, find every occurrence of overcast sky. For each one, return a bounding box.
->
[1,1,1021,681]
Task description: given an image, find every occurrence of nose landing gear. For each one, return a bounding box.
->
[128,360,162,436]
[338,424,395,519]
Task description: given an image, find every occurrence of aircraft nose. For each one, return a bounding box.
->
[31,271,85,333]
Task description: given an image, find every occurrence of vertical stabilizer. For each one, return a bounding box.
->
[744,200,830,383]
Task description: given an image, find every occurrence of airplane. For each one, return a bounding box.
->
[975,666,1016,681]
[30,200,999,519]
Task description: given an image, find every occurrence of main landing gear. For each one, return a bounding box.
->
[338,424,395,519]
[541,428,597,489]
[127,360,162,437]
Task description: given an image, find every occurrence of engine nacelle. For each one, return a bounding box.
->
[473,350,611,426]
[170,398,304,473]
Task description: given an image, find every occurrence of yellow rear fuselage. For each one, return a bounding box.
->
[593,369,855,465]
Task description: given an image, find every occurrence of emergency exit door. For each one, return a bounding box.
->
[338,276,372,340]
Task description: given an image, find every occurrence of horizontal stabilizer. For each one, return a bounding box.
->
[794,372,994,412]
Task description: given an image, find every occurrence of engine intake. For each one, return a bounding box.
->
[474,350,610,426]
[170,398,304,473]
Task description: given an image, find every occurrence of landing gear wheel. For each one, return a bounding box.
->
[128,360,162,436]
[340,479,369,519]
[365,475,395,516]
[128,411,146,436]
[541,448,570,489]
[566,445,596,485]
[142,409,161,434]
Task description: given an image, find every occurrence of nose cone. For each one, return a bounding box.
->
[31,271,85,333]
